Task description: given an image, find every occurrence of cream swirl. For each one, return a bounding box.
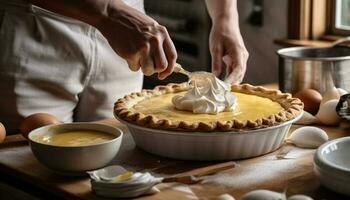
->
[172,73,238,114]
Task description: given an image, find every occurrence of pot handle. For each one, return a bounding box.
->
[332,36,350,47]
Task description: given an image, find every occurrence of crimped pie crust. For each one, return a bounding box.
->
[114,83,303,132]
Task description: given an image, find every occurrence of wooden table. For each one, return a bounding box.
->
[1,118,350,200]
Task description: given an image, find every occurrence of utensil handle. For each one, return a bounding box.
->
[174,63,190,76]
[186,161,236,177]
[162,161,236,184]
[162,175,196,184]
[331,36,350,47]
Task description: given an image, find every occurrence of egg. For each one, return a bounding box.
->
[240,190,285,200]
[337,88,348,96]
[315,99,341,125]
[0,122,6,143]
[288,126,328,148]
[294,89,322,115]
[216,194,235,200]
[19,113,61,139]
[320,86,340,106]
[288,194,313,200]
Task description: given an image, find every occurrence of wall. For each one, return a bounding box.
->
[238,0,287,85]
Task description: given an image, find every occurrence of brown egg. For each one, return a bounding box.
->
[294,89,322,115]
[20,113,61,139]
[0,122,6,143]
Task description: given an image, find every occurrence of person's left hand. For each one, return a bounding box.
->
[209,18,248,85]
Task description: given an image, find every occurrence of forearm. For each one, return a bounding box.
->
[27,0,121,26]
[205,0,238,25]
[27,0,177,79]
[205,0,248,84]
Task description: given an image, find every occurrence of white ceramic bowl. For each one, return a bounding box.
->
[28,123,123,175]
[117,113,302,161]
[314,136,350,196]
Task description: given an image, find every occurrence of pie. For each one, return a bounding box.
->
[114,83,303,132]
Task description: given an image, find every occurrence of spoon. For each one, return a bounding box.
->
[174,63,213,84]
[96,166,199,184]
[93,161,236,184]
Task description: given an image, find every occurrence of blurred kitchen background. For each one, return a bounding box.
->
[142,0,350,90]
[142,0,287,88]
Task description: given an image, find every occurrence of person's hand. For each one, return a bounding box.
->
[209,17,248,84]
[95,1,177,79]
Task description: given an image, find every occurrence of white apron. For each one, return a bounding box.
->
[0,0,144,133]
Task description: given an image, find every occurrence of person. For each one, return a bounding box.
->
[0,0,248,133]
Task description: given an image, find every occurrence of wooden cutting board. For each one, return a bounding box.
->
[0,118,349,200]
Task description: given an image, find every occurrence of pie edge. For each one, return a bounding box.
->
[114,83,304,132]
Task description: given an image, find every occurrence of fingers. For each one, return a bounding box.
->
[159,27,177,80]
[150,28,168,74]
[224,64,242,85]
[126,60,140,72]
[135,25,177,79]
[223,54,247,85]
[137,42,153,76]
[140,56,154,76]
[223,55,240,85]
[210,45,223,77]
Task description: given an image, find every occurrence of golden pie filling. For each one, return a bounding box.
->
[115,84,303,131]
[131,92,284,123]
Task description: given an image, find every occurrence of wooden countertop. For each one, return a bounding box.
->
[1,97,350,199]
[1,120,350,200]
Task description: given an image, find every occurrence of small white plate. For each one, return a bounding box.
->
[314,136,350,196]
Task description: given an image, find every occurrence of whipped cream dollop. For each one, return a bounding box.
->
[88,165,162,198]
[172,73,238,114]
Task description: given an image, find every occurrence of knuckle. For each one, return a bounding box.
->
[158,25,167,34]
[150,36,161,46]
[141,43,150,52]
[157,60,168,71]
[168,52,177,61]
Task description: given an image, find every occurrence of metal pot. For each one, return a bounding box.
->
[277,38,350,94]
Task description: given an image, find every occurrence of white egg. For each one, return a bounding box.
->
[216,193,235,200]
[320,86,340,106]
[288,126,328,148]
[288,194,313,200]
[316,99,341,125]
[240,190,285,200]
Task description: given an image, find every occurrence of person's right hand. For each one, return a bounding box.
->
[95,0,177,80]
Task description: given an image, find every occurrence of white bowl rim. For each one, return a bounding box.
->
[315,136,350,174]
[28,122,123,148]
[114,112,302,137]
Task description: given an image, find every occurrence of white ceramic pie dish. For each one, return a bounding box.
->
[116,113,302,161]
[28,122,123,175]
[314,136,350,196]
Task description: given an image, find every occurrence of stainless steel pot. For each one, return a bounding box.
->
[277,39,350,94]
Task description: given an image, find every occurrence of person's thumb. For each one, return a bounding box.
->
[223,55,241,85]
